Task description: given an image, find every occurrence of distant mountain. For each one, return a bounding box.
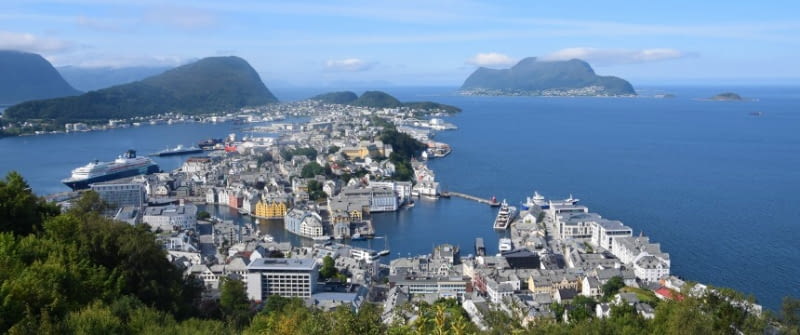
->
[0,50,80,105]
[710,92,743,101]
[5,56,278,123]
[57,66,173,91]
[310,91,358,104]
[353,91,402,108]
[309,90,460,112]
[460,57,636,96]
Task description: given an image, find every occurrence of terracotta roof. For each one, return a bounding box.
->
[654,287,684,301]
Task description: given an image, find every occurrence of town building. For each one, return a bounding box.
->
[246,258,318,301]
[284,208,324,238]
[142,202,198,232]
[91,183,145,212]
[255,200,288,218]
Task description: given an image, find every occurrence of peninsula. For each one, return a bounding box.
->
[460,57,636,96]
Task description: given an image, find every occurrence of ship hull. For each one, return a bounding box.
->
[63,164,160,190]
[156,149,204,156]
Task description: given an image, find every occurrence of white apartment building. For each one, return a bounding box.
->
[247,258,318,301]
[142,203,197,232]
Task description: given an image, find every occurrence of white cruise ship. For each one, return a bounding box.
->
[62,150,160,190]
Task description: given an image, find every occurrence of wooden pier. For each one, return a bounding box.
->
[440,191,500,207]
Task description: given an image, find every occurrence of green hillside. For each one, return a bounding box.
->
[353,91,403,108]
[310,90,461,112]
[310,91,358,104]
[4,56,277,123]
[57,65,173,91]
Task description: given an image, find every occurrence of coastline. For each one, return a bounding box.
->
[14,85,799,310]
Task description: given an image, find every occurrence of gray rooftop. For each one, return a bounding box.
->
[248,258,317,271]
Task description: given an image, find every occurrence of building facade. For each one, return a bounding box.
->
[246,258,318,301]
[142,203,198,232]
[91,183,145,211]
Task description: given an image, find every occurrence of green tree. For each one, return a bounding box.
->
[569,296,597,323]
[353,303,386,335]
[219,278,252,331]
[68,190,109,216]
[301,162,326,178]
[380,130,425,160]
[0,171,60,235]
[602,276,625,299]
[197,210,211,220]
[65,302,125,335]
[782,296,800,332]
[550,302,565,323]
[389,153,415,182]
[307,180,327,201]
[319,255,337,280]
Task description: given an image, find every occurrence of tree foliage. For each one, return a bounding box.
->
[0,171,60,235]
[782,297,800,334]
[301,162,326,178]
[282,147,318,161]
[220,278,253,331]
[319,255,337,280]
[602,276,625,299]
[306,180,327,201]
[380,129,426,161]
[0,183,201,333]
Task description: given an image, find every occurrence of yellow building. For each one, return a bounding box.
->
[341,146,371,160]
[528,272,581,295]
[255,201,287,219]
[341,141,391,160]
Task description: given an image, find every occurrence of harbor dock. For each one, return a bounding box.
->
[441,191,500,206]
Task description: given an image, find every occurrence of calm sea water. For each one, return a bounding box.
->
[1,85,798,310]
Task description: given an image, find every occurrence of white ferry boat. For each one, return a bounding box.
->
[521,191,547,210]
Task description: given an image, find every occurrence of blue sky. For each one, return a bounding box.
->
[1,0,799,86]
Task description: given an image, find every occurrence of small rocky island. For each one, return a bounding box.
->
[710,92,743,101]
[459,57,636,96]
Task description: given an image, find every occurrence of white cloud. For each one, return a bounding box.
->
[145,5,218,30]
[0,30,72,53]
[323,58,375,72]
[542,47,688,65]
[466,52,516,67]
[75,15,132,32]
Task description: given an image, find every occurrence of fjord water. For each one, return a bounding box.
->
[1,85,798,309]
